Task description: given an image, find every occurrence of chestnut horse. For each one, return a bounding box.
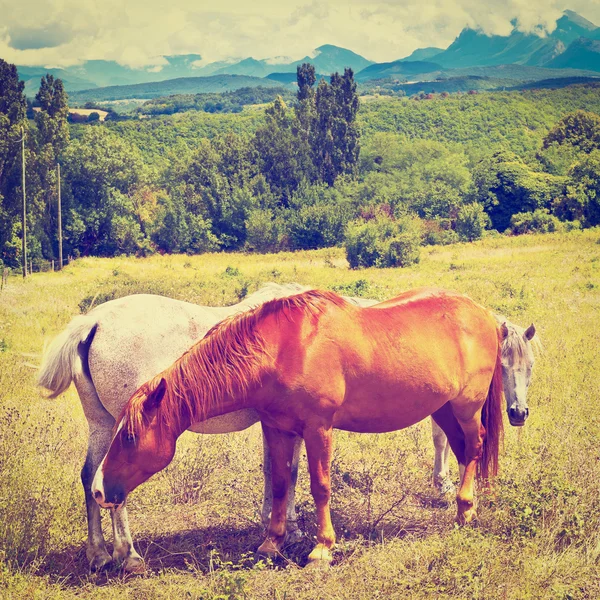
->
[92,288,504,566]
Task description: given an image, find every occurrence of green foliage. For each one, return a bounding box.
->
[473,150,566,231]
[138,86,294,116]
[543,110,600,154]
[509,209,563,235]
[455,203,490,241]
[345,214,422,268]
[244,209,285,252]
[287,184,353,250]
[555,150,600,226]
[0,59,27,267]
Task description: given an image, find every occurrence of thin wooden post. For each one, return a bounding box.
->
[21,126,27,278]
[57,163,63,270]
[51,260,54,272]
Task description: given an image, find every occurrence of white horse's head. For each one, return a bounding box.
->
[498,319,540,426]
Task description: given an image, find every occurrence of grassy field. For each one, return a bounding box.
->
[1,230,599,599]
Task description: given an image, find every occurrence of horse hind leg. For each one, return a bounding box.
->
[431,418,455,495]
[75,375,143,573]
[81,438,112,572]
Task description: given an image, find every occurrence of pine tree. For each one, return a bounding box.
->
[0,59,27,266]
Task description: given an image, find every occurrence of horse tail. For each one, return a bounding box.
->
[37,315,98,398]
[478,332,504,481]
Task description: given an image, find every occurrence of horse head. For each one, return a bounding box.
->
[92,378,175,508]
[499,321,538,427]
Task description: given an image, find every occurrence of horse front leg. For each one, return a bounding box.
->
[304,424,335,567]
[261,432,303,542]
[110,504,144,572]
[453,411,484,525]
[257,425,297,557]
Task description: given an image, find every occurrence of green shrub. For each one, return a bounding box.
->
[344,215,422,269]
[244,209,286,253]
[288,203,349,250]
[455,203,490,242]
[509,209,563,235]
[422,219,459,246]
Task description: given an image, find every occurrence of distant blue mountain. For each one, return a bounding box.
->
[432,10,597,69]
[398,47,443,62]
[14,10,600,98]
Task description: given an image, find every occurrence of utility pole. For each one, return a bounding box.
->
[57,163,63,270]
[21,125,27,278]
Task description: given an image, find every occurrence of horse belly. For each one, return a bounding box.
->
[188,410,260,434]
[332,387,451,434]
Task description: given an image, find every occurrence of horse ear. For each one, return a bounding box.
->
[524,324,536,341]
[500,322,509,341]
[144,378,167,414]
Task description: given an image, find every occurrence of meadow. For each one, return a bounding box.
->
[1,229,599,599]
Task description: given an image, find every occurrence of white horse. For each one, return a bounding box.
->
[38,285,537,572]
[432,318,539,494]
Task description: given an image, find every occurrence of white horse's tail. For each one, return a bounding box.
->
[37,315,98,398]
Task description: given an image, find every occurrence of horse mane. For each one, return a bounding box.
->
[123,290,349,435]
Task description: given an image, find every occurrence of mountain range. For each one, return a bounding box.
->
[15,10,600,99]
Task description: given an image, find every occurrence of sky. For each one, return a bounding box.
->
[0,0,599,69]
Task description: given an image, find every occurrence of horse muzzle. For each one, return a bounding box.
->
[508,405,529,426]
[91,474,126,509]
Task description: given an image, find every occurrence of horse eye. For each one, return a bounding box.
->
[124,432,136,445]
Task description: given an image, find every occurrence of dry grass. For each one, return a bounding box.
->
[1,229,599,599]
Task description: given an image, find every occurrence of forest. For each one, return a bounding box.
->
[1,57,600,269]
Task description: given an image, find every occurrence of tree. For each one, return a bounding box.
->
[35,75,69,152]
[472,150,565,231]
[0,59,27,266]
[543,110,600,154]
[253,97,309,204]
[32,75,70,259]
[554,150,600,227]
[60,127,147,255]
[311,69,360,186]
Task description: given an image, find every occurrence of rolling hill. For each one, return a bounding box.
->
[68,75,283,103]
[355,60,443,81]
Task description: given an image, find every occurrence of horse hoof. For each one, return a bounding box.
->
[455,509,478,526]
[305,557,332,570]
[257,538,282,557]
[89,553,112,573]
[306,545,333,567]
[440,480,456,496]
[122,555,145,574]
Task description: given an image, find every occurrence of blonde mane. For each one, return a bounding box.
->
[122,290,349,435]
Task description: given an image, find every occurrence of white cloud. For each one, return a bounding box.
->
[0,0,598,67]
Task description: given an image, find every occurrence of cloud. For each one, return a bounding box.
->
[8,23,74,50]
[0,0,598,68]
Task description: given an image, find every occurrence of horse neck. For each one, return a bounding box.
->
[161,324,274,435]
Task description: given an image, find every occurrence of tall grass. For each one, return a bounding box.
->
[0,230,599,598]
